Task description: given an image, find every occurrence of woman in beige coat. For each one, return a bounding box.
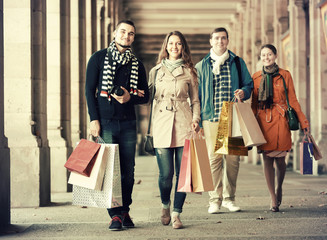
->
[148,31,200,229]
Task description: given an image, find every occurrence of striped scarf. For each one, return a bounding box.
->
[100,40,139,101]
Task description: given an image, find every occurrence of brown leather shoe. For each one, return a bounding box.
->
[172,215,183,229]
[161,208,171,225]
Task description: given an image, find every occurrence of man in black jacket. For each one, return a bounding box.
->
[85,20,149,231]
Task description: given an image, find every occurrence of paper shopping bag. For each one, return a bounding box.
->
[191,137,214,192]
[68,144,108,190]
[232,103,242,138]
[308,134,322,160]
[64,139,101,177]
[72,144,122,208]
[300,141,313,175]
[177,139,193,192]
[234,101,267,147]
[215,101,233,152]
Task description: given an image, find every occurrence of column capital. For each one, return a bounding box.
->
[236,1,246,13]
[294,0,304,7]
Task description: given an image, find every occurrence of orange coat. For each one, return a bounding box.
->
[251,68,309,151]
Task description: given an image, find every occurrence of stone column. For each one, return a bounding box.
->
[288,0,309,172]
[260,0,274,44]
[97,0,104,49]
[228,16,237,53]
[249,0,263,165]
[234,11,243,57]
[60,0,73,177]
[86,0,92,60]
[78,0,88,138]
[108,0,116,38]
[91,0,97,53]
[309,0,327,174]
[250,0,262,75]
[0,0,10,226]
[31,0,51,206]
[104,5,110,47]
[85,0,93,133]
[4,0,50,207]
[242,0,252,70]
[47,0,68,193]
[273,0,289,67]
[70,0,81,147]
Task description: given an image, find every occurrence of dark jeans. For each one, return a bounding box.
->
[100,119,136,218]
[155,147,186,213]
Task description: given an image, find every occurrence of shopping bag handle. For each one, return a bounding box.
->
[95,136,106,144]
[301,130,312,144]
[88,134,106,144]
[186,130,204,140]
[232,95,242,103]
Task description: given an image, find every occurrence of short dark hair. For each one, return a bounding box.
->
[210,27,229,39]
[116,20,136,32]
[261,44,277,55]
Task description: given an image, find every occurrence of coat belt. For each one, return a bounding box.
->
[259,103,287,123]
[155,97,188,111]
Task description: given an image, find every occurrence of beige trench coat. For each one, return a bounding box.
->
[148,63,201,148]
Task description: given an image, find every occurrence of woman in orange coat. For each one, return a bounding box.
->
[251,44,309,212]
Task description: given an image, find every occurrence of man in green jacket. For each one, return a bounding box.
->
[195,27,253,214]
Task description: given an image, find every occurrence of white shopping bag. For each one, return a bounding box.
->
[231,103,242,138]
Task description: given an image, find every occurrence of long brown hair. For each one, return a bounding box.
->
[157,31,197,77]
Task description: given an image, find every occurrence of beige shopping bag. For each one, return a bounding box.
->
[308,134,322,160]
[232,103,242,138]
[191,136,214,192]
[234,101,267,147]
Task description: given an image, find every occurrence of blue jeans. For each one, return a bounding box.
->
[155,147,186,213]
[100,119,136,218]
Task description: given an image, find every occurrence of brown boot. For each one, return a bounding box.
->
[172,215,183,229]
[161,208,171,225]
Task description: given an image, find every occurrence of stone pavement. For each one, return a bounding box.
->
[1,155,327,240]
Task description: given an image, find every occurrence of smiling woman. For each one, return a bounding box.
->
[251,44,310,213]
[166,35,182,60]
[147,30,200,229]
